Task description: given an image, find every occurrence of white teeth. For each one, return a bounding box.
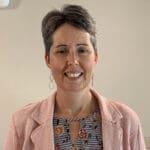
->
[66,72,81,78]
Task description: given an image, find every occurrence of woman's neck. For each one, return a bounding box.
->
[54,88,96,117]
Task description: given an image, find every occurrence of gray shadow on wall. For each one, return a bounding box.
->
[9,0,21,9]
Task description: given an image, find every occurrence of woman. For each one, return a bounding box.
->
[4,4,146,150]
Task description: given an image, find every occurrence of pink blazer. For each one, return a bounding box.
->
[4,89,146,150]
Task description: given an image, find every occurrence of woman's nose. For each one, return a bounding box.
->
[66,51,79,65]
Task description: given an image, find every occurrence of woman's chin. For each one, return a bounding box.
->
[63,81,90,92]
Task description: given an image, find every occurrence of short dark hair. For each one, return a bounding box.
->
[41,4,97,56]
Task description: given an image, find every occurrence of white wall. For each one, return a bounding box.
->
[0,0,150,149]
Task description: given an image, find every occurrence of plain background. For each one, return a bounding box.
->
[0,0,150,149]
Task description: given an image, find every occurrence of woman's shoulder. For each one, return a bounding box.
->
[110,99,143,135]
[93,89,142,135]
[14,99,46,115]
[109,99,139,121]
[92,89,139,120]
[106,98,142,133]
[8,93,56,137]
[12,92,56,119]
[11,98,48,123]
[7,99,49,138]
[94,89,139,119]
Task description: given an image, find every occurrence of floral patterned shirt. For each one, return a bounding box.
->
[53,109,103,150]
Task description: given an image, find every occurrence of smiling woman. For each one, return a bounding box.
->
[4,4,146,150]
[45,23,98,92]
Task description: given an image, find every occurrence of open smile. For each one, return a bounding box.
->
[64,72,83,78]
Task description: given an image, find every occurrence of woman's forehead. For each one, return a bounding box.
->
[52,24,91,45]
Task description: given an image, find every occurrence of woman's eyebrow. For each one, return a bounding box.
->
[76,43,88,46]
[55,44,67,48]
[54,43,88,48]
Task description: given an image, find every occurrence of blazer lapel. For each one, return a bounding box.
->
[30,93,56,150]
[102,120,123,150]
[30,119,54,150]
[91,89,123,150]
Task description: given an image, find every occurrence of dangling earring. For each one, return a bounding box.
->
[49,71,54,89]
[92,73,94,87]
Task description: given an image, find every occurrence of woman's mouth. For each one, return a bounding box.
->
[64,72,83,78]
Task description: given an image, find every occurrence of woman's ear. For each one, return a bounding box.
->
[45,55,51,69]
[94,51,99,64]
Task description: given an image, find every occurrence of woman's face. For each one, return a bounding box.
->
[45,23,98,92]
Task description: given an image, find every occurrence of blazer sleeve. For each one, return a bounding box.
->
[3,115,22,150]
[130,121,146,150]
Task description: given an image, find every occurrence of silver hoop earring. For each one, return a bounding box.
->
[49,72,54,89]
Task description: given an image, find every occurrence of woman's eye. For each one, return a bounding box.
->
[56,49,67,54]
[58,50,65,53]
[78,48,89,54]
